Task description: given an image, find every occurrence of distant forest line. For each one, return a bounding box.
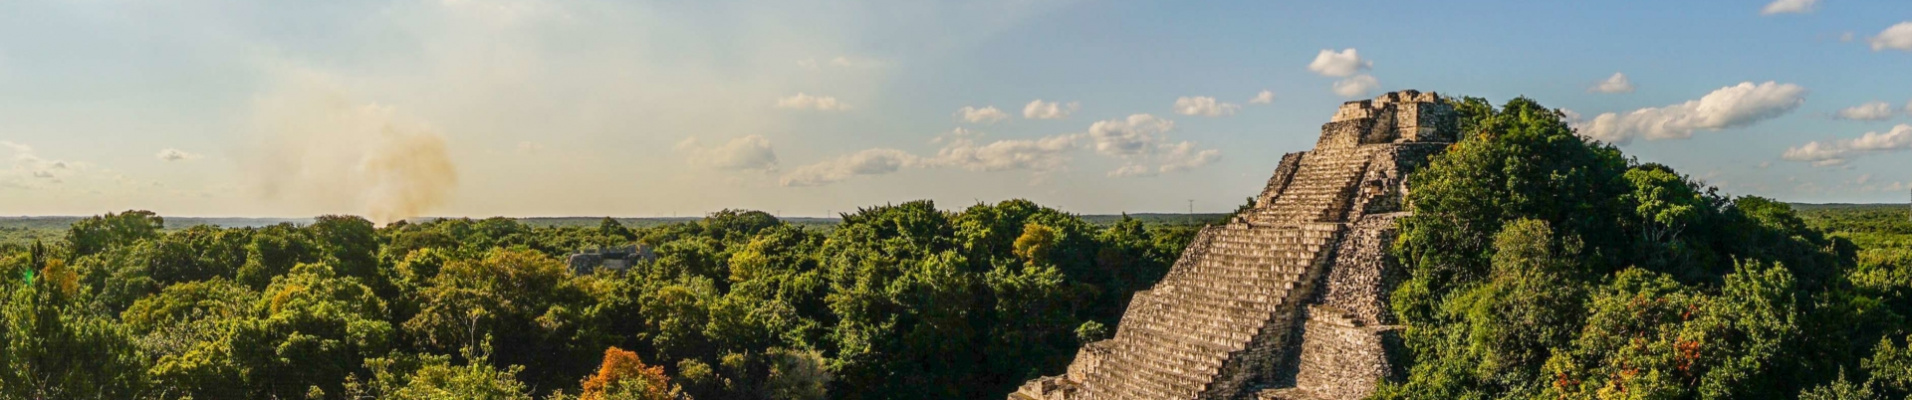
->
[0,213,1237,247]
[3,207,1896,245]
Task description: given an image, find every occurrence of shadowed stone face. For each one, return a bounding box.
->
[1012,91,1454,400]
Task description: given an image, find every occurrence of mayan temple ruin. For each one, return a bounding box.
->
[1012,90,1456,400]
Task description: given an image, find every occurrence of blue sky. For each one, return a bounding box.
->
[0,0,1908,220]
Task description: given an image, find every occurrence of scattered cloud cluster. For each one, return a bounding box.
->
[1088,114,1176,157]
[933,132,1078,173]
[1132,141,1221,177]
[779,148,921,187]
[675,135,779,172]
[1307,48,1371,77]
[0,141,149,193]
[775,93,852,111]
[769,113,1221,186]
[1578,81,1808,144]
[1172,96,1239,117]
[1761,0,1819,15]
[1087,114,1218,177]
[1250,90,1274,104]
[1023,99,1079,119]
[1783,124,1912,166]
[1871,22,1912,52]
[1588,72,1636,94]
[1331,75,1380,98]
[2,141,70,187]
[1309,48,1379,98]
[157,148,202,162]
[1834,101,1897,121]
[957,106,1009,124]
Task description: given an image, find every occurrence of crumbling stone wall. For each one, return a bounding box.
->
[1012,90,1453,400]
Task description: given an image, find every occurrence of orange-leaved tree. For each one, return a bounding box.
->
[580,347,679,400]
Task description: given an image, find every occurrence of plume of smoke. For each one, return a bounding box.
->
[248,77,458,224]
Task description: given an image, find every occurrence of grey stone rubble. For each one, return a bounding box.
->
[1011,90,1456,400]
[566,244,656,274]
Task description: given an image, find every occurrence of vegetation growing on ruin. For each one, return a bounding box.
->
[0,202,1198,399]
[1377,97,1912,400]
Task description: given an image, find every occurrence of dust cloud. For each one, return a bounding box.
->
[247,78,458,224]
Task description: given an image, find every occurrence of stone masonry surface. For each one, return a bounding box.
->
[1012,90,1454,400]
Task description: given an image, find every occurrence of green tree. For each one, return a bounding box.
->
[65,210,164,257]
[308,215,382,283]
[348,341,536,400]
[0,271,152,398]
[229,262,395,399]
[402,248,607,393]
[238,223,318,289]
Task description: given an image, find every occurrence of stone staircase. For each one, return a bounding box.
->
[1082,223,1342,399]
[1254,147,1378,224]
[1012,90,1455,400]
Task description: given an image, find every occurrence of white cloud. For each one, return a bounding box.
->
[932,127,985,144]
[1,141,128,192]
[775,111,1226,186]
[1308,48,1371,78]
[1761,0,1818,15]
[1084,114,1222,176]
[1107,165,1153,178]
[775,93,852,111]
[1588,72,1636,94]
[0,141,28,154]
[957,106,1009,124]
[157,148,202,161]
[1088,114,1175,157]
[1782,124,1912,166]
[1023,99,1079,119]
[1578,81,1808,144]
[1173,96,1240,117]
[1558,108,1584,123]
[779,148,921,187]
[1107,142,1219,178]
[1872,22,1912,52]
[781,128,1085,186]
[1835,102,1897,121]
[1249,90,1274,104]
[675,135,779,171]
[514,141,544,154]
[1841,32,1857,42]
[1332,75,1380,98]
[932,133,1078,172]
[1155,141,1221,174]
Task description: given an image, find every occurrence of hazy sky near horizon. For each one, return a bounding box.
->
[2,0,1909,220]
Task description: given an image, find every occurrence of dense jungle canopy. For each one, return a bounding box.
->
[2,96,1910,400]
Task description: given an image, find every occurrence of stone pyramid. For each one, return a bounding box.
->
[1012,90,1456,400]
